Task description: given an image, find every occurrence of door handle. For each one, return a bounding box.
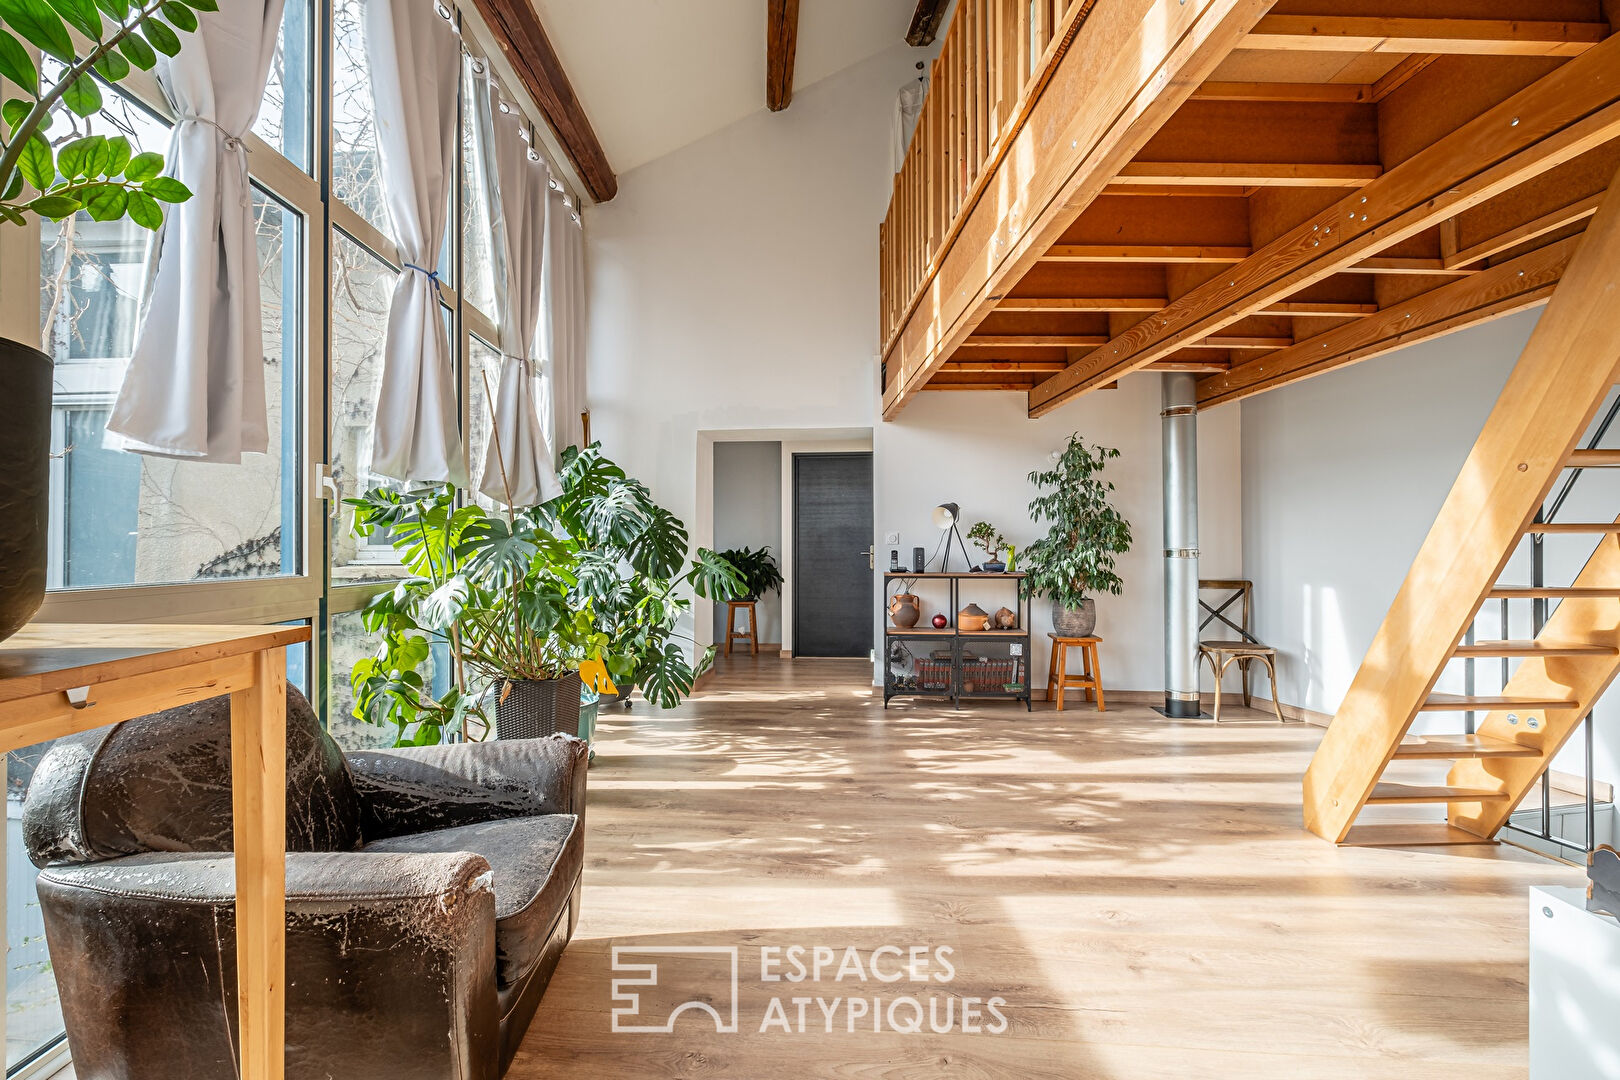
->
[863,545,875,570]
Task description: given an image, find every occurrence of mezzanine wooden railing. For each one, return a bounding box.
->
[879,0,1095,370]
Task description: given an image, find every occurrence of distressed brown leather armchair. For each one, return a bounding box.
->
[22,687,585,1080]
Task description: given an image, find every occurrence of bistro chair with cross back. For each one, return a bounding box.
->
[1197,579,1294,725]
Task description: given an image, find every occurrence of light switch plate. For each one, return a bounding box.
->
[884,532,901,545]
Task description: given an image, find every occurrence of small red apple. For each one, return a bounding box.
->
[932,614,949,629]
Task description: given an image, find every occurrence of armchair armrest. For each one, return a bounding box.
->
[37,851,499,1079]
[345,734,588,842]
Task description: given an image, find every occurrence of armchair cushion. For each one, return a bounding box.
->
[23,686,362,868]
[363,814,582,989]
[345,734,587,842]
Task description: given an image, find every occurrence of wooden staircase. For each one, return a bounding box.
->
[1302,167,1620,847]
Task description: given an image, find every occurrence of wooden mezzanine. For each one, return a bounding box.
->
[877,0,1620,413]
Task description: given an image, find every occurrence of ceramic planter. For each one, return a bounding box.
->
[1051,597,1097,638]
[0,338,53,642]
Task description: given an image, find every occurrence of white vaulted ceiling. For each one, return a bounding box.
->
[531,0,919,174]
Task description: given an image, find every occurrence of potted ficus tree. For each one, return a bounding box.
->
[0,0,202,639]
[1023,434,1133,638]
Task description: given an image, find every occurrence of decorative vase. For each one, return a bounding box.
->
[888,592,921,628]
[958,603,991,632]
[0,338,52,643]
[1005,545,1017,573]
[1051,597,1097,637]
[495,672,584,738]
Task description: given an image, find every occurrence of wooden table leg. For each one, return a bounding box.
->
[231,647,287,1080]
[748,603,758,656]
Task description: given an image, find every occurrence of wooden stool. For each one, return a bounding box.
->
[1198,640,1293,724]
[1047,634,1104,712]
[725,600,758,656]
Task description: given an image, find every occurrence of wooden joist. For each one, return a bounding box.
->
[880,0,1277,419]
[1300,164,1620,844]
[1040,244,1252,262]
[468,0,616,202]
[1195,236,1576,408]
[1243,15,1608,57]
[1029,34,1620,417]
[766,0,800,112]
[1110,162,1383,188]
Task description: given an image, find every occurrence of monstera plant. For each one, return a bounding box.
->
[347,446,742,745]
[0,0,203,642]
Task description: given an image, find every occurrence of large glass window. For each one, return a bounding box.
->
[331,0,390,232]
[255,0,314,171]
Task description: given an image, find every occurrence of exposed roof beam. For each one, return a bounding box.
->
[1040,244,1251,263]
[1445,193,1603,268]
[1197,235,1577,407]
[906,0,951,47]
[1111,162,1382,187]
[468,0,617,202]
[1027,32,1620,416]
[766,0,800,112]
[994,297,1378,316]
[959,335,1110,348]
[944,361,1070,373]
[1243,15,1608,56]
[1345,258,1480,275]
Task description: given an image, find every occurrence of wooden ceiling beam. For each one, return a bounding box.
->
[906,0,951,47]
[1446,193,1603,268]
[994,297,1379,316]
[1112,163,1383,187]
[959,335,1110,348]
[1345,257,1480,275]
[1027,32,1620,416]
[1243,15,1608,56]
[468,0,616,202]
[766,0,800,112]
[1196,234,1579,408]
[944,361,1070,372]
[1040,244,1252,263]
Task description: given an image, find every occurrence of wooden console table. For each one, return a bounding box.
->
[0,623,309,1080]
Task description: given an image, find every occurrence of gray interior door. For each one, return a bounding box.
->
[793,452,874,658]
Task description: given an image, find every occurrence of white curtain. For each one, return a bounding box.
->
[106,0,287,462]
[363,0,466,486]
[542,184,587,456]
[477,81,560,507]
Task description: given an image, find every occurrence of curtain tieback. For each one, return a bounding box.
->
[502,352,536,376]
[179,114,251,207]
[404,263,444,294]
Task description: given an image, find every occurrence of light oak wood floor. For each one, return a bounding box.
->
[511,655,1582,1079]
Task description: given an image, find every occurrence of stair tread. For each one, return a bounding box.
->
[1522,522,1620,533]
[1340,824,1496,848]
[1420,692,1579,710]
[1367,782,1509,803]
[1567,449,1620,466]
[1452,639,1618,657]
[1392,734,1542,759]
[1488,585,1620,598]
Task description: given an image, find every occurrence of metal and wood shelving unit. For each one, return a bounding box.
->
[882,571,1032,710]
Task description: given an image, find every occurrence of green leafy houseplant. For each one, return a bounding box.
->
[544,445,743,707]
[965,521,1007,564]
[346,446,743,745]
[0,0,206,227]
[1023,434,1132,635]
[714,545,782,602]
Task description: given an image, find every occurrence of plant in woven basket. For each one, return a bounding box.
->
[714,545,782,602]
[1023,434,1132,612]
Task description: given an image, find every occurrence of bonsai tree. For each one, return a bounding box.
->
[965,521,1007,564]
[1023,434,1132,629]
[715,545,782,601]
[0,0,206,228]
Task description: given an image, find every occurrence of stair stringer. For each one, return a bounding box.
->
[1302,166,1620,844]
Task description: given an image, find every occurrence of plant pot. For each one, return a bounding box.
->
[981,560,1006,573]
[495,672,584,739]
[1051,597,1097,638]
[0,339,52,643]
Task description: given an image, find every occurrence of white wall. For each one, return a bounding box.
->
[712,441,783,643]
[875,379,1243,691]
[1240,308,1620,789]
[584,40,1245,693]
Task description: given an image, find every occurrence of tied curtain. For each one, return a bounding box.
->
[364,0,466,487]
[107,0,288,462]
[477,77,560,507]
[541,183,586,458]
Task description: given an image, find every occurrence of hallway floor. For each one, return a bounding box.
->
[512,657,1577,1079]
